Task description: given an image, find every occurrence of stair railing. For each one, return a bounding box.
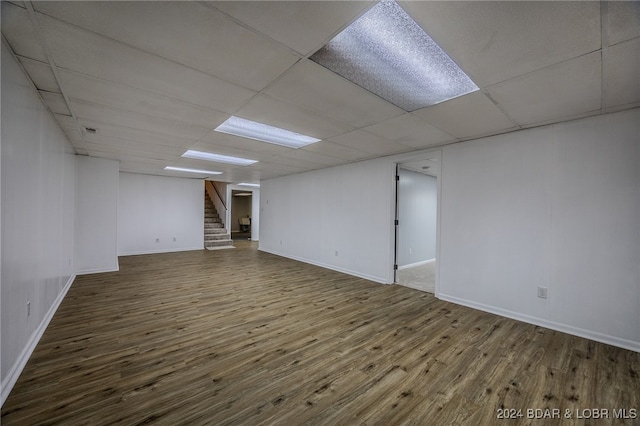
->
[205,181,227,228]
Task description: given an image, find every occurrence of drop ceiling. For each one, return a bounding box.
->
[2,1,639,184]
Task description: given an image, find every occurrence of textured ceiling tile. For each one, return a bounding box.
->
[264,59,404,128]
[57,70,228,129]
[605,37,640,109]
[328,129,413,156]
[413,91,516,139]
[486,52,602,126]
[607,1,640,45]
[18,56,60,92]
[363,113,455,148]
[39,91,70,115]
[234,94,354,140]
[301,140,372,162]
[34,1,299,91]
[212,1,374,56]
[1,2,48,62]
[400,1,601,87]
[39,14,256,113]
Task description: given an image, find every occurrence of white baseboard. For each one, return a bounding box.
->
[398,258,435,271]
[438,293,640,353]
[118,246,205,256]
[1,274,76,406]
[258,247,388,285]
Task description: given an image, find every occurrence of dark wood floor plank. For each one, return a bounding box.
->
[2,241,639,425]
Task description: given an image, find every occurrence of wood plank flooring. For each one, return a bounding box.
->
[3,241,639,425]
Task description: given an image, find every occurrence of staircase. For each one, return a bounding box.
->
[204,193,233,249]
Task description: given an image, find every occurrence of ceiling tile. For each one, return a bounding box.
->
[400,1,601,87]
[234,94,354,140]
[34,1,299,91]
[0,2,47,62]
[84,135,185,156]
[607,2,640,45]
[264,59,404,128]
[189,140,282,163]
[486,52,602,126]
[301,140,372,163]
[328,129,413,156]
[18,56,60,92]
[212,1,374,56]
[57,70,228,129]
[79,121,197,149]
[84,143,182,162]
[38,13,256,113]
[363,113,455,149]
[278,148,350,168]
[605,37,640,109]
[39,91,70,115]
[54,113,78,131]
[69,99,211,142]
[412,91,517,139]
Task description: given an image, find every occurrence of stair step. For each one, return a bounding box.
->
[204,223,224,228]
[205,233,231,241]
[204,227,227,234]
[205,239,233,248]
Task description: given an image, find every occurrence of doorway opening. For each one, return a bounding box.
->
[231,190,253,241]
[394,155,439,294]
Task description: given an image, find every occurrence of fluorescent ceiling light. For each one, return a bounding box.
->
[237,182,260,187]
[164,166,222,175]
[310,0,479,111]
[215,116,321,149]
[182,149,257,166]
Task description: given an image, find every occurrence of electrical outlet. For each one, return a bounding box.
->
[537,286,548,299]
[173,237,176,242]
[335,250,339,257]
[27,301,31,317]
[409,248,412,255]
[156,238,160,243]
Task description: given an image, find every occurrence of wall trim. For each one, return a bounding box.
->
[398,258,435,271]
[438,293,640,353]
[75,264,119,275]
[118,246,205,257]
[1,274,76,407]
[259,247,388,285]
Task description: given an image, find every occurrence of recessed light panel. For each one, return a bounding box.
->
[310,0,479,111]
[164,166,222,175]
[182,150,257,166]
[215,116,321,149]
[238,183,260,187]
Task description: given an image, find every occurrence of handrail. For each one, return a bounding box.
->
[205,180,227,211]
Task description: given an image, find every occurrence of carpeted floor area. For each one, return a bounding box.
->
[397,260,435,293]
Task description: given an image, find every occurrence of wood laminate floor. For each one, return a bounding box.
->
[3,241,639,425]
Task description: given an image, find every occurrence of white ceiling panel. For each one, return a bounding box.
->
[54,113,78,131]
[412,91,517,140]
[188,141,281,163]
[605,37,640,109]
[57,70,228,129]
[0,2,47,62]
[235,94,354,140]
[34,1,299,91]
[83,135,186,157]
[79,121,197,149]
[607,2,640,45]
[301,140,373,163]
[212,1,374,56]
[400,1,601,87]
[363,113,455,149]
[328,129,413,156]
[486,52,602,127]
[278,148,351,168]
[39,91,70,115]
[84,143,181,162]
[264,59,404,128]
[38,13,256,113]
[17,56,59,92]
[63,128,84,146]
[69,100,211,142]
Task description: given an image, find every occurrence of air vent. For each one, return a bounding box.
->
[84,127,97,134]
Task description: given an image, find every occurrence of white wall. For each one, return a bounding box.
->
[75,156,119,274]
[397,168,437,268]
[118,172,203,255]
[1,42,76,403]
[439,109,640,351]
[260,158,395,283]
